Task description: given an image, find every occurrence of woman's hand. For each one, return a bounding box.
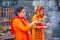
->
[29,20,39,27]
[46,23,54,26]
[33,20,40,24]
[42,26,48,28]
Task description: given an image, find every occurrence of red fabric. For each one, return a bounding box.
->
[36,23,44,26]
[36,16,40,19]
[17,16,26,26]
[11,17,15,35]
[11,16,29,40]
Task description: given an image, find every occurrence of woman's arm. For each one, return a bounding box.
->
[13,19,31,32]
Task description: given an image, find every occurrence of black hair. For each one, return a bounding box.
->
[15,6,24,16]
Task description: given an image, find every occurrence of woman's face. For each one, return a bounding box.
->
[40,9,44,14]
[18,9,26,17]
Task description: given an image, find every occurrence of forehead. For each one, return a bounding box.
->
[22,9,26,11]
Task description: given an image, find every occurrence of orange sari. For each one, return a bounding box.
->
[32,5,45,40]
[11,16,31,40]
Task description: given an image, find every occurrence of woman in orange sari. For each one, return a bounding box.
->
[11,6,38,40]
[32,5,53,40]
[32,5,46,40]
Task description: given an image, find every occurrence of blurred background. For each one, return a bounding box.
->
[0,0,60,40]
